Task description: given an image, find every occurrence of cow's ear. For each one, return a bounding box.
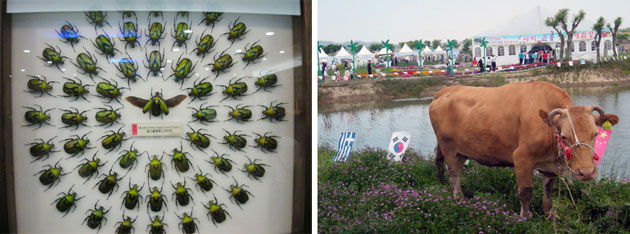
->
[595,113,620,126]
[539,110,550,126]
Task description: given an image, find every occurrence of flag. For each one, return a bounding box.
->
[333,132,356,162]
[594,128,612,167]
[388,132,411,161]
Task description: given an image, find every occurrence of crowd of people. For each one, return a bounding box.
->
[519,50,553,64]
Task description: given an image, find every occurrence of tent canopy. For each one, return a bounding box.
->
[421,46,433,55]
[318,48,329,59]
[334,46,352,59]
[397,44,415,55]
[355,46,374,59]
[376,47,394,55]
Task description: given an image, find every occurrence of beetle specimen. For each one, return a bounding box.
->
[146,154,166,181]
[126,89,187,118]
[252,132,279,153]
[122,11,137,21]
[35,159,67,190]
[60,107,89,129]
[177,211,200,234]
[115,213,137,234]
[206,150,234,175]
[70,47,105,82]
[223,17,249,45]
[168,142,193,174]
[239,41,266,68]
[85,11,111,31]
[204,195,231,227]
[119,18,141,51]
[100,126,126,152]
[147,215,167,234]
[241,157,269,181]
[56,21,85,51]
[171,21,193,51]
[185,77,213,102]
[27,136,58,161]
[62,132,92,157]
[207,49,235,79]
[221,129,248,151]
[91,31,120,61]
[184,125,213,151]
[147,11,164,21]
[62,77,91,101]
[254,73,279,92]
[94,105,122,127]
[199,12,223,30]
[189,103,217,124]
[176,11,189,20]
[225,104,252,123]
[116,142,146,170]
[171,180,194,208]
[94,168,123,199]
[144,20,166,47]
[74,151,106,183]
[190,29,216,58]
[147,186,168,212]
[121,179,144,210]
[52,185,83,216]
[38,43,69,71]
[23,105,54,129]
[226,177,254,208]
[26,75,56,97]
[95,78,127,104]
[189,166,216,193]
[143,49,165,78]
[167,54,197,88]
[219,77,248,102]
[83,201,110,231]
[260,101,287,122]
[116,53,144,86]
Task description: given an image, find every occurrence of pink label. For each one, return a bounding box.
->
[132,124,137,136]
[594,128,612,167]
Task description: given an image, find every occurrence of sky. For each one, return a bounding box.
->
[318,0,629,43]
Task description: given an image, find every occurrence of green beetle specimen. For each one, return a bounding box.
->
[226,177,254,208]
[91,32,120,61]
[254,73,279,92]
[253,132,279,153]
[171,180,194,208]
[143,49,165,77]
[147,186,168,212]
[95,79,127,104]
[122,11,137,20]
[52,185,83,216]
[62,77,91,101]
[23,105,54,129]
[167,54,197,88]
[100,127,126,152]
[147,215,167,234]
[191,29,216,58]
[116,142,147,170]
[115,213,137,234]
[83,201,110,231]
[226,104,252,123]
[126,89,187,118]
[116,53,144,86]
[223,17,249,45]
[199,12,223,30]
[260,101,287,122]
[147,11,164,21]
[239,41,266,68]
[94,168,123,199]
[35,159,67,190]
[204,196,231,227]
[74,151,106,183]
[38,43,69,71]
[94,105,122,127]
[146,154,166,181]
[176,11,189,20]
[27,136,58,161]
[221,129,248,151]
[177,211,200,234]
[85,11,110,31]
[119,18,141,51]
[184,125,213,151]
[219,77,248,102]
[185,77,213,102]
[144,20,166,47]
[206,150,234,175]
[56,21,86,51]
[168,142,194,174]
[70,47,105,82]
[241,157,269,181]
[26,75,56,97]
[207,49,235,79]
[121,180,144,210]
[189,103,217,124]
[62,132,92,157]
[171,21,193,51]
[189,166,216,193]
[60,107,89,129]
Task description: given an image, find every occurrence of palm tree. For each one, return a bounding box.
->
[545,9,567,61]
[593,17,606,63]
[560,9,586,61]
[607,17,623,56]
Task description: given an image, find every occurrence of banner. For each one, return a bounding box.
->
[388,132,411,161]
[474,29,611,45]
[333,132,356,162]
[594,127,612,167]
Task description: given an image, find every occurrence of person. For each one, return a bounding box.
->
[478,57,484,73]
[343,64,350,81]
[472,57,478,68]
[348,62,354,80]
[543,51,548,63]
[491,55,497,72]
[530,52,535,64]
[519,52,524,65]
[367,60,373,79]
[321,62,327,81]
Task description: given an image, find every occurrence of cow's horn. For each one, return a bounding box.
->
[592,106,605,123]
[547,108,565,127]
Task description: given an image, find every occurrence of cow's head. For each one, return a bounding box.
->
[539,106,619,181]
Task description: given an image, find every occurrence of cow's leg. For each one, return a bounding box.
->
[513,150,535,218]
[444,150,466,200]
[542,175,556,219]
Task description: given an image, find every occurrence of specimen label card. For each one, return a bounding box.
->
[131,122,182,137]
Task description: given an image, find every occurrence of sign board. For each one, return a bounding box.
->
[581,59,585,65]
[557,62,562,67]
[131,122,182,137]
[387,132,411,161]
[568,61,574,67]
[333,132,356,162]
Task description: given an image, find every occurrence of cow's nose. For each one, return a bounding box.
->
[577,167,597,181]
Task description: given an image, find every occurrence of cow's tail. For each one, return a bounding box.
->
[435,145,447,185]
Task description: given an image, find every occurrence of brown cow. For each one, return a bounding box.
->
[429,81,619,218]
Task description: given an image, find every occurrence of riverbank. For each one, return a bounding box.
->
[318,60,630,113]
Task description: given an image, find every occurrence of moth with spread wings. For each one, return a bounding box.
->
[125,89,187,118]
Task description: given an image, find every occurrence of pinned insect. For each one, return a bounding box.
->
[185,77,213,102]
[62,132,93,157]
[95,79,127,104]
[74,151,106,183]
[116,53,144,86]
[27,136,58,161]
[122,11,137,21]
[177,211,200,234]
[147,186,168,212]
[241,157,269,180]
[147,215,167,234]
[62,77,91,101]
[226,177,254,208]
[184,125,213,151]
[143,49,165,77]
[199,12,223,30]
[56,21,86,51]
[239,41,266,68]
[254,73,279,92]
[35,159,67,190]
[100,126,126,152]
[204,195,231,227]
[23,105,54,129]
[223,17,249,45]
[260,101,287,122]
[147,11,164,21]
[119,18,141,50]
[26,75,56,97]
[189,166,216,193]
[176,11,189,20]
[189,103,217,124]
[94,168,123,199]
[144,20,166,47]
[38,43,69,71]
[167,54,197,88]
[206,150,234,175]
[115,213,137,234]
[91,32,120,61]
[126,89,187,118]
[94,105,122,127]
[116,142,147,170]
[168,142,193,174]
[253,132,279,153]
[52,185,83,216]
[85,11,110,31]
[221,129,248,151]
[121,180,144,210]
[219,77,248,102]
[70,47,105,82]
[207,49,235,79]
[171,21,193,51]
[60,107,89,129]
[171,180,194,208]
[226,104,252,123]
[191,29,216,58]
[83,201,110,231]
[146,154,166,181]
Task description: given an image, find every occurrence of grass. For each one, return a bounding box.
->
[318,147,630,233]
[376,78,443,98]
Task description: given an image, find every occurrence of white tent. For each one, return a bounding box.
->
[355,46,374,67]
[376,47,394,56]
[318,48,329,62]
[421,46,433,56]
[334,46,352,60]
[397,44,415,56]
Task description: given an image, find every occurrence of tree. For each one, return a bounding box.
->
[461,39,472,55]
[431,39,441,49]
[407,40,419,50]
[560,9,586,61]
[323,44,341,54]
[593,17,606,62]
[398,42,406,48]
[546,9,567,61]
[368,44,383,53]
[355,44,363,53]
[423,40,431,50]
[607,17,623,56]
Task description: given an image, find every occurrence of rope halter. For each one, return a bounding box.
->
[554,109,599,172]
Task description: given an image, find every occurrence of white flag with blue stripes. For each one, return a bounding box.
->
[333,132,356,161]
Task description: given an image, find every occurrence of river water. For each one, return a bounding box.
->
[318,85,630,177]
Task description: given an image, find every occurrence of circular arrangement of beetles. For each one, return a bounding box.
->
[22,11,289,233]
